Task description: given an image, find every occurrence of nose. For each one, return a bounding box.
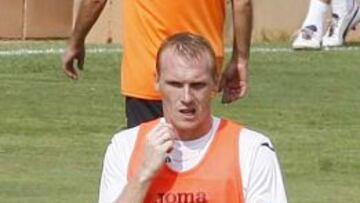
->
[181,85,193,104]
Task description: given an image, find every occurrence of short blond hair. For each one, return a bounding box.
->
[156,32,218,81]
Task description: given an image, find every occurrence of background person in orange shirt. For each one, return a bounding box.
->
[62,0,253,128]
[98,33,287,203]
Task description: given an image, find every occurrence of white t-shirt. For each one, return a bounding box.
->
[98,117,288,203]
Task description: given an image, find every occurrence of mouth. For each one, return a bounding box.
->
[179,108,196,118]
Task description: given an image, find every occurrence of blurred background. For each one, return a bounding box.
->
[1,0,360,43]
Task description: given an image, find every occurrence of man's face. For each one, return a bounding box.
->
[156,50,217,139]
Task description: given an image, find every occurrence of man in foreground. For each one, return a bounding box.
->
[98,33,287,203]
[62,0,252,128]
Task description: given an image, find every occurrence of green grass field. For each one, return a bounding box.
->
[1,41,359,203]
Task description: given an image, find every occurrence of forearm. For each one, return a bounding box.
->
[231,0,253,61]
[70,0,107,47]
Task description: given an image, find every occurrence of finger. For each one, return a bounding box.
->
[239,67,248,82]
[226,80,246,100]
[166,146,174,153]
[238,82,247,98]
[62,52,79,79]
[160,139,174,154]
[158,123,177,136]
[222,94,234,104]
[64,67,78,80]
[63,61,78,80]
[230,88,241,96]
[221,90,231,104]
[148,124,175,145]
[222,88,241,104]
[229,94,240,103]
[230,87,242,101]
[146,123,166,141]
[153,130,175,145]
[77,54,85,71]
[238,66,248,98]
[162,123,178,139]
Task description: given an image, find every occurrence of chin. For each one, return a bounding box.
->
[172,119,199,132]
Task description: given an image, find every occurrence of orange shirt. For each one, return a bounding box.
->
[121,0,226,100]
[128,119,245,203]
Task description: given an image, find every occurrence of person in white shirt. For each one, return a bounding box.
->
[99,32,287,203]
[293,0,360,49]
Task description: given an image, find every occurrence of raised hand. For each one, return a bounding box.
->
[137,123,176,182]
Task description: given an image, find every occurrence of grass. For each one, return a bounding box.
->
[1,41,359,203]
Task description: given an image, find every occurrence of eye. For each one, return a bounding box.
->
[191,82,206,90]
[166,81,183,88]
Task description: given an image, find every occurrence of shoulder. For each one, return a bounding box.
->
[238,128,276,172]
[105,126,140,160]
[101,126,141,180]
[240,128,274,152]
[111,126,139,145]
[99,127,140,203]
[219,117,274,150]
[239,128,276,166]
[109,118,163,152]
[238,128,288,202]
[238,128,279,190]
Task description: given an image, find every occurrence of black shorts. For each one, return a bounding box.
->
[125,96,163,128]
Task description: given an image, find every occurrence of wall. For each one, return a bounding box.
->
[0,0,73,39]
[1,0,359,42]
[25,0,74,39]
[253,0,308,41]
[0,0,24,39]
